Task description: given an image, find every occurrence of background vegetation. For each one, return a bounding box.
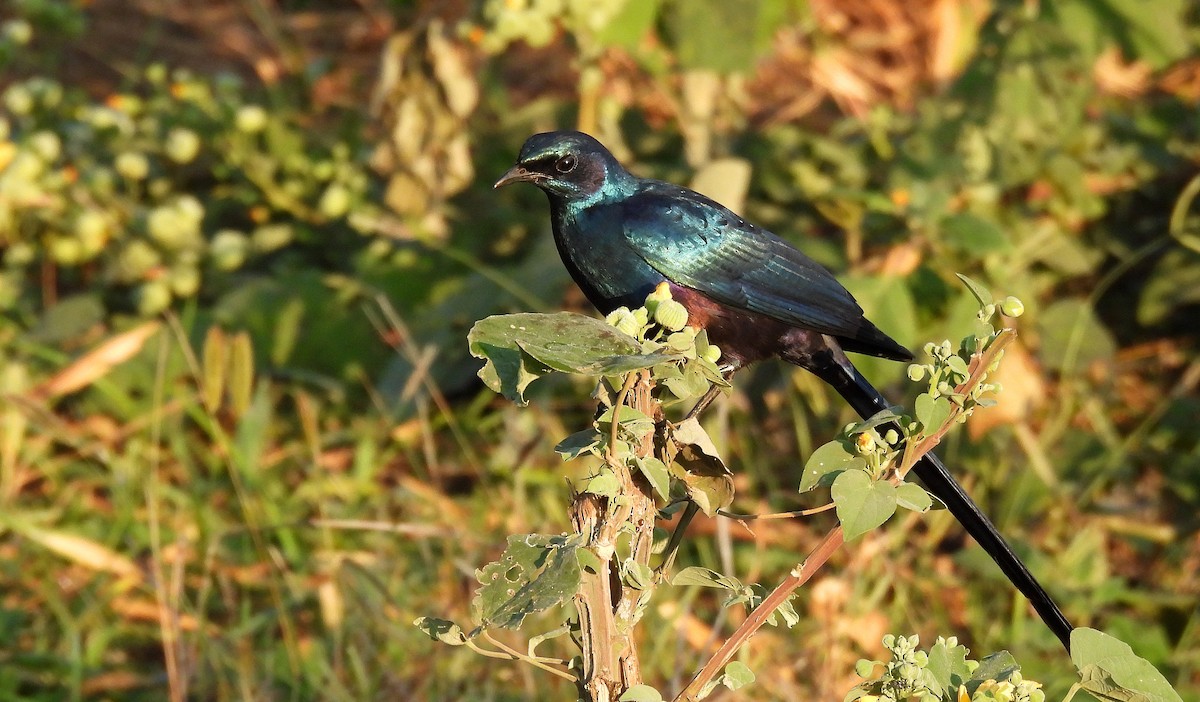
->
[0,0,1197,699]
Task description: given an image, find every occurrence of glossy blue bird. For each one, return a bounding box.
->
[496,130,1073,650]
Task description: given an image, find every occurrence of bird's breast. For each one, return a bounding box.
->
[551,203,665,313]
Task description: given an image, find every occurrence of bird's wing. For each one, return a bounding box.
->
[620,183,870,339]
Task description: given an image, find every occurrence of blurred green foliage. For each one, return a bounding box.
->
[0,0,1198,700]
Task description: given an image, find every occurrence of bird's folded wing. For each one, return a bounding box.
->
[620,188,869,339]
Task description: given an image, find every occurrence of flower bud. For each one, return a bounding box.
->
[653,298,689,331]
[1000,295,1025,317]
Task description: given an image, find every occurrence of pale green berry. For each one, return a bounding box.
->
[175,195,204,224]
[4,241,36,267]
[252,223,293,252]
[3,84,34,115]
[703,344,722,363]
[168,265,201,297]
[318,183,352,218]
[653,298,689,331]
[115,151,150,180]
[136,280,172,316]
[209,229,248,271]
[145,63,168,84]
[1000,295,1024,317]
[907,364,925,381]
[235,105,268,133]
[29,131,61,162]
[74,210,109,257]
[644,281,672,313]
[115,239,162,281]
[883,429,899,445]
[165,127,201,164]
[48,236,83,266]
[2,19,33,46]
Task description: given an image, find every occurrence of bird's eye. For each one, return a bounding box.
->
[555,154,577,174]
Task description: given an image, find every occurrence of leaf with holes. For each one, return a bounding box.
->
[473,533,582,630]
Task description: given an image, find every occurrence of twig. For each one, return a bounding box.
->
[676,527,846,701]
[677,331,1012,699]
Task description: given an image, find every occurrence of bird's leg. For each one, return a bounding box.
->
[683,385,723,420]
[656,501,699,575]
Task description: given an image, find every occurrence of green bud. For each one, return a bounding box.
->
[1000,295,1024,317]
[235,105,268,133]
[4,241,36,267]
[703,344,722,363]
[168,265,201,297]
[210,229,248,271]
[115,151,150,180]
[135,279,172,316]
[907,364,925,381]
[74,210,109,257]
[114,239,162,282]
[653,298,689,331]
[606,307,642,338]
[251,223,293,252]
[318,183,352,218]
[165,127,201,164]
[48,236,83,266]
[2,19,33,46]
[3,84,34,115]
[145,63,168,84]
[29,131,61,162]
[883,429,899,445]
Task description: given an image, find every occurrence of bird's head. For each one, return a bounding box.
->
[494,131,632,202]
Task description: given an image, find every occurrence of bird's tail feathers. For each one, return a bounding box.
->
[810,360,1074,651]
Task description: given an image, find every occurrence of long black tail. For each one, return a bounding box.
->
[815,359,1074,651]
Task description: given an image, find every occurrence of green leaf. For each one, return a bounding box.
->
[597,405,655,438]
[555,428,602,460]
[831,470,898,541]
[595,0,662,49]
[720,661,756,690]
[800,439,864,493]
[635,456,671,500]
[671,566,742,590]
[413,616,469,645]
[1137,249,1200,326]
[28,293,105,345]
[1037,299,1116,373]
[664,418,734,516]
[854,659,879,679]
[619,684,664,702]
[623,560,655,591]
[895,482,933,513]
[928,639,976,696]
[940,213,1011,254]
[1070,628,1183,702]
[473,534,582,630]
[966,651,1020,692]
[585,470,621,497]
[914,393,953,433]
[956,273,993,307]
[668,0,760,72]
[468,312,673,405]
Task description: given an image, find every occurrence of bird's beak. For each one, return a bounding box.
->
[493,165,541,189]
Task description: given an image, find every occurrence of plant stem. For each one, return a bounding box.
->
[572,370,658,701]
